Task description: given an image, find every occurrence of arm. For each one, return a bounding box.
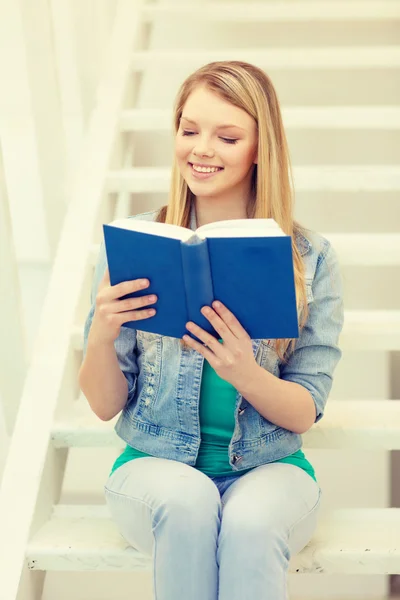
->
[236,367,317,434]
[78,239,139,421]
[237,241,344,434]
[79,337,131,421]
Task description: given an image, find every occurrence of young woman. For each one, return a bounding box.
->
[79,61,344,600]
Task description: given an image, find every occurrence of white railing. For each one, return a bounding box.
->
[49,0,119,187]
[0,141,27,468]
[0,0,116,486]
[49,0,86,189]
[0,1,144,597]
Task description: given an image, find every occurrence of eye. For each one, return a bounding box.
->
[181,131,238,144]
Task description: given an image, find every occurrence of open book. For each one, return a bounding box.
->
[102,217,299,340]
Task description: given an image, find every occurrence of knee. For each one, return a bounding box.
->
[155,471,222,528]
[221,507,290,557]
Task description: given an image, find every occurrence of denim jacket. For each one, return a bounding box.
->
[83,203,344,471]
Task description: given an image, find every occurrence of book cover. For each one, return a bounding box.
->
[102,219,299,341]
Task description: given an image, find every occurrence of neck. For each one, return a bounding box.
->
[194,197,249,228]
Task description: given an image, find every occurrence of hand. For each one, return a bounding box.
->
[183,301,258,389]
[90,269,157,345]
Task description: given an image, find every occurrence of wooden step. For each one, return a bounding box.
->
[131,47,400,70]
[120,106,400,131]
[89,231,400,267]
[141,2,400,23]
[52,399,400,450]
[72,311,400,353]
[105,166,400,193]
[26,504,400,574]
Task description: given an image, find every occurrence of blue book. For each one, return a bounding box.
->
[102,217,299,341]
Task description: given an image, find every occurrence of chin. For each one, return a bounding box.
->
[188,184,222,196]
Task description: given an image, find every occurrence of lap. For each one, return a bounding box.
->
[104,457,220,554]
[220,462,321,524]
[218,462,322,555]
[104,457,321,556]
[104,456,220,506]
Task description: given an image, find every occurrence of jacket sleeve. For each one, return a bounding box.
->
[82,237,139,404]
[279,241,344,423]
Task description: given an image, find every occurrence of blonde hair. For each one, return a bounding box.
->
[156,60,310,363]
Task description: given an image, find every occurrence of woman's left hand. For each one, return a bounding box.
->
[183,301,259,389]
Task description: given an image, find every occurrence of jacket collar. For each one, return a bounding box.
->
[189,202,311,256]
[295,230,312,256]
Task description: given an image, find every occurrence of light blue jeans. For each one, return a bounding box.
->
[104,457,322,600]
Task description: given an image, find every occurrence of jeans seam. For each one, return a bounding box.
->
[104,484,155,512]
[287,486,322,538]
[104,485,159,599]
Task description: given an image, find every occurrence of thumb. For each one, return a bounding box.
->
[99,267,110,289]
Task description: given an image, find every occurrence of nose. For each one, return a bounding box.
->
[193,136,214,158]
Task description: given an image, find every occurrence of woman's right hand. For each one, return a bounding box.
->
[89,268,157,345]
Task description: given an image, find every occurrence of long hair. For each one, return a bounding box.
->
[156,60,310,363]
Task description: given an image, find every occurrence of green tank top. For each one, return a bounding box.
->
[110,356,316,482]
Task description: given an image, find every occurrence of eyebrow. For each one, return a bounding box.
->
[180,116,246,132]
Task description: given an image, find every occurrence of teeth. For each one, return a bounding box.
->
[192,165,221,173]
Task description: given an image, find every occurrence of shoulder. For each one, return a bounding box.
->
[295,227,330,258]
[128,209,160,222]
[109,208,160,228]
[295,227,340,283]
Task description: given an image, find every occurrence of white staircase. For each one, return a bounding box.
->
[0,1,399,599]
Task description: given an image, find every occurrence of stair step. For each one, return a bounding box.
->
[323,234,400,266]
[340,310,400,350]
[53,399,400,450]
[120,106,400,131]
[25,505,400,574]
[72,311,400,352]
[89,232,400,267]
[105,166,400,192]
[141,2,400,23]
[131,47,400,70]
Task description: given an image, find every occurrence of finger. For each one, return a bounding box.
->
[117,293,157,313]
[185,322,224,356]
[211,301,248,339]
[105,277,150,301]
[200,306,237,344]
[183,334,219,364]
[97,268,110,294]
[120,307,156,323]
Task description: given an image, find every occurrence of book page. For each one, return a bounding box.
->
[196,218,285,238]
[110,218,193,241]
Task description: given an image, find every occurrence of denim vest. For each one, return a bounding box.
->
[83,204,344,471]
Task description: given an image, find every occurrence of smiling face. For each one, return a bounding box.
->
[175,85,258,212]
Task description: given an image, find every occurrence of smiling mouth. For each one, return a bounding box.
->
[188,162,224,173]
